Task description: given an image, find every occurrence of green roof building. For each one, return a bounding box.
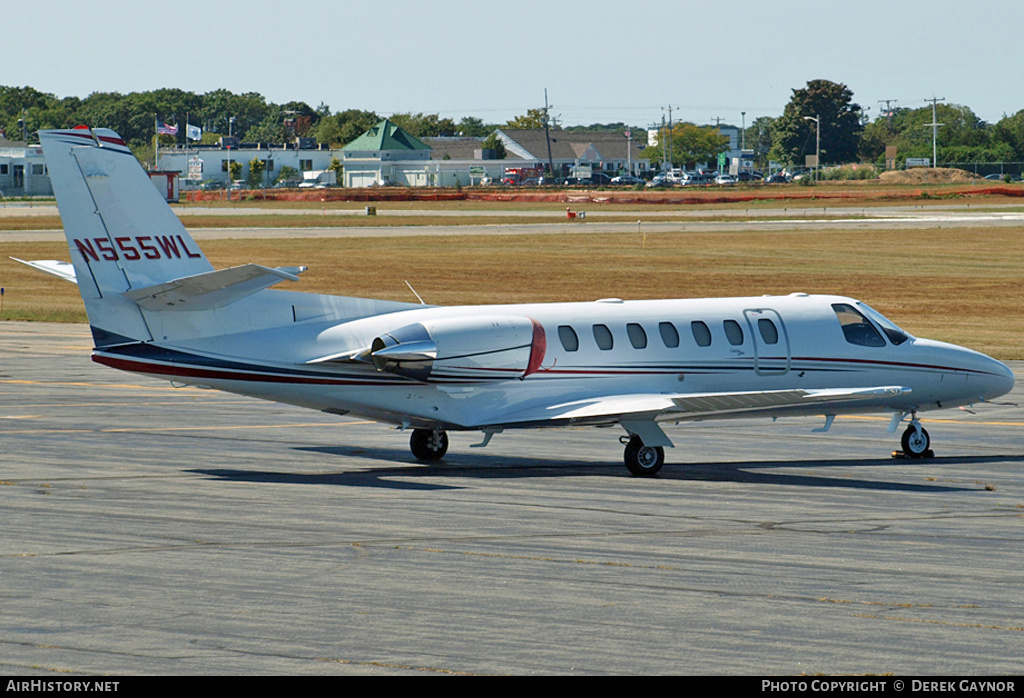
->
[342,119,431,159]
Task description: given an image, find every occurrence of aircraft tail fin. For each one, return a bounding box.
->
[39,127,215,346]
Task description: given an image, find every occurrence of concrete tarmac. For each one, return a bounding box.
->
[2,322,1022,675]
[5,201,1024,243]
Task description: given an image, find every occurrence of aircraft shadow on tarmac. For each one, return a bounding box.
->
[187,448,1013,493]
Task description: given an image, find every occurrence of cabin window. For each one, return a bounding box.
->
[757,318,780,344]
[593,324,614,350]
[724,320,744,346]
[832,303,886,347]
[558,325,579,352]
[691,321,712,347]
[626,323,647,349]
[659,322,679,348]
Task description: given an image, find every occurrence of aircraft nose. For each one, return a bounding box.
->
[982,356,1015,401]
[916,338,1015,403]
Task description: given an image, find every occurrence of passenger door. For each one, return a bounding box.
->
[743,308,791,375]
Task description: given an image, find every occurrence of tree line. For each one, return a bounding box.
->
[0,85,497,162]
[4,82,1024,169]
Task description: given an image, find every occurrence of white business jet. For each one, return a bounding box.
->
[20,127,1014,476]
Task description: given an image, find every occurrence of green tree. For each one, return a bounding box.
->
[504,108,549,130]
[480,132,506,159]
[457,116,493,137]
[276,165,299,185]
[744,116,778,168]
[771,80,862,166]
[310,108,381,147]
[991,109,1024,160]
[640,122,728,168]
[389,112,458,137]
[246,157,266,188]
[860,103,1001,165]
[328,156,343,183]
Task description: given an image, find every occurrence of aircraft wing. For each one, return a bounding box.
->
[485,385,910,444]
[11,258,78,283]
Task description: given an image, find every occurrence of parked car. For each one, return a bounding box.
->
[611,174,644,185]
[714,174,737,185]
[681,172,712,186]
[645,173,674,188]
[765,172,790,184]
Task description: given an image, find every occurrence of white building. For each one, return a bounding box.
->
[156,138,339,189]
[0,138,51,196]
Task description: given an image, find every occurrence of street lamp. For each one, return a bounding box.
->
[225,116,236,200]
[803,115,820,182]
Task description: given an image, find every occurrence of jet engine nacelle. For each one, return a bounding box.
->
[368,315,546,383]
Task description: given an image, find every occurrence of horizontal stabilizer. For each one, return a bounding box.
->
[11,258,78,284]
[124,264,307,311]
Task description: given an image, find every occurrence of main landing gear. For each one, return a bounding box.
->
[622,435,665,477]
[410,428,449,461]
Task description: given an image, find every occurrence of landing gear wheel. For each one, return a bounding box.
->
[623,435,665,477]
[410,429,449,462]
[900,425,932,458]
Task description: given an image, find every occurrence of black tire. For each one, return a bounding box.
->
[901,425,931,458]
[623,435,664,477]
[410,429,448,461]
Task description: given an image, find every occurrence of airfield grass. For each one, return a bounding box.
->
[2,224,1022,359]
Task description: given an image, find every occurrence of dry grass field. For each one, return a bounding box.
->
[2,202,1022,359]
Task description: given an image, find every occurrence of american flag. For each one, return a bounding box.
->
[157,121,178,136]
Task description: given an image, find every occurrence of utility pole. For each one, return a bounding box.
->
[878,99,898,126]
[663,114,671,168]
[925,96,945,168]
[625,129,633,176]
[543,89,555,178]
[662,105,675,168]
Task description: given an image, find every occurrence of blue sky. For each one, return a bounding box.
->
[9,0,1024,128]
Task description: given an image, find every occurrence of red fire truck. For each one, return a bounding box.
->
[501,166,544,186]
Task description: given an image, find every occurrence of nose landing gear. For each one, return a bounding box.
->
[894,414,933,459]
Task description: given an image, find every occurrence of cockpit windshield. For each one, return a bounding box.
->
[832,304,885,346]
[857,302,911,345]
[831,302,912,347]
